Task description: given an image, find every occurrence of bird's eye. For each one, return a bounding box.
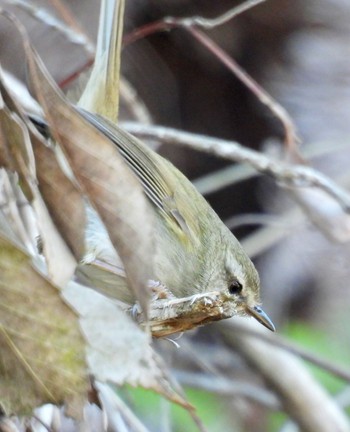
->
[228,280,243,295]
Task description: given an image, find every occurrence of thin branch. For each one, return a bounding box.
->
[226,321,350,383]
[95,382,151,432]
[119,78,153,125]
[241,209,304,258]
[124,1,301,159]
[186,26,301,160]
[124,0,269,44]
[136,290,241,337]
[279,387,350,432]
[193,163,256,195]
[47,0,88,37]
[163,0,269,29]
[1,0,94,53]
[122,122,350,212]
[225,213,290,230]
[58,59,94,89]
[174,370,279,409]
[193,138,350,196]
[219,319,350,432]
[1,0,95,89]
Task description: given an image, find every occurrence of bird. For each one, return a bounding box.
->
[75,109,275,332]
[31,0,275,332]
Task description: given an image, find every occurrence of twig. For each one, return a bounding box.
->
[58,60,94,89]
[1,0,95,89]
[280,387,350,432]
[193,163,256,195]
[225,213,290,230]
[95,382,151,432]
[119,78,153,125]
[124,0,269,44]
[193,137,350,196]
[226,321,350,383]
[186,26,301,160]
[241,209,303,258]
[167,334,279,412]
[122,122,350,212]
[123,1,301,159]
[174,370,279,409]
[163,0,269,29]
[219,319,350,432]
[47,0,88,37]
[1,0,94,53]
[136,290,241,338]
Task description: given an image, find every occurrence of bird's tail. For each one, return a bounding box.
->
[78,0,125,123]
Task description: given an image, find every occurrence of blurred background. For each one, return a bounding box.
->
[1,0,350,430]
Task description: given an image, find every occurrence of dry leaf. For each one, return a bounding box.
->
[0,74,86,260]
[17,18,154,317]
[63,281,190,409]
[0,234,87,416]
[1,10,195,424]
[31,133,87,261]
[0,82,76,286]
[0,170,37,254]
[0,95,35,201]
[0,74,86,261]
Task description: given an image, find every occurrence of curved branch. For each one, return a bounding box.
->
[122,122,350,212]
[218,319,350,432]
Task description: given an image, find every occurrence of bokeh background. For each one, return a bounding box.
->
[1,1,350,431]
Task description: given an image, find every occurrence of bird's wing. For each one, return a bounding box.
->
[77,108,191,234]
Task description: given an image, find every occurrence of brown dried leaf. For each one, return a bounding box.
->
[0,170,36,254]
[0,72,86,262]
[0,234,87,416]
[0,87,76,286]
[18,18,154,316]
[32,133,87,260]
[63,281,191,409]
[0,95,35,201]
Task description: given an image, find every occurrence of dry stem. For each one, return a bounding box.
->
[122,122,350,212]
[219,319,350,432]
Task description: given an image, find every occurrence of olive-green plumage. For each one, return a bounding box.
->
[72,0,274,331]
[78,110,274,331]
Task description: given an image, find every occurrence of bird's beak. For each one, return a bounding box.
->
[246,305,275,332]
